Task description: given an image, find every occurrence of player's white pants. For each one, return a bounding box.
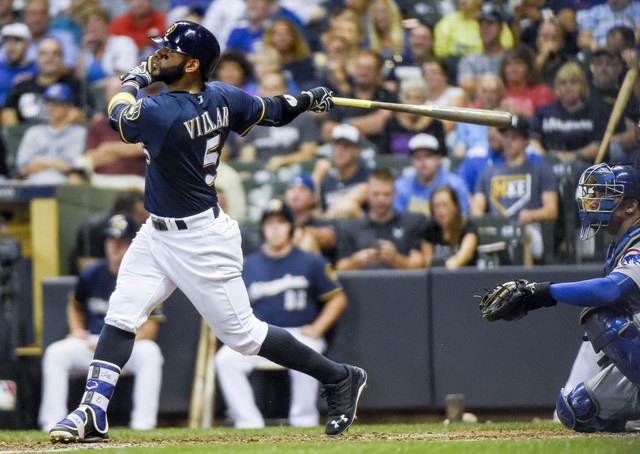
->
[38,336,163,431]
[216,327,327,428]
[105,208,268,355]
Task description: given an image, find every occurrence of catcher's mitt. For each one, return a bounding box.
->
[478,280,557,321]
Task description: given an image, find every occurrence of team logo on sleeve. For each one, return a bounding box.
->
[620,249,640,266]
[124,100,143,121]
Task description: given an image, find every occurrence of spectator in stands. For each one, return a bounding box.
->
[108,0,166,59]
[377,77,446,157]
[72,189,147,273]
[39,214,164,432]
[529,61,605,166]
[285,174,337,262]
[239,72,319,170]
[225,0,304,55]
[75,5,139,82]
[202,0,246,52]
[336,168,426,271]
[434,0,513,60]
[315,30,352,96]
[457,2,509,98]
[605,24,636,54]
[244,46,298,96]
[365,0,409,76]
[80,77,146,181]
[212,50,253,90]
[49,0,94,46]
[470,117,558,265]
[23,0,79,70]
[395,0,447,30]
[422,57,468,144]
[457,125,544,193]
[262,18,316,90]
[533,18,572,87]
[500,44,556,118]
[0,0,18,29]
[216,199,346,429]
[512,0,578,56]
[393,133,471,217]
[320,50,396,145]
[15,83,87,184]
[452,74,504,157]
[588,48,640,161]
[315,124,370,219]
[2,37,93,126]
[576,0,640,51]
[423,185,478,269]
[387,19,435,85]
[0,23,37,108]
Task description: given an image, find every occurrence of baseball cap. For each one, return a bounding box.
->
[476,2,502,23]
[43,83,74,104]
[260,199,295,226]
[331,123,360,144]
[408,133,441,154]
[499,115,530,137]
[288,174,315,193]
[103,214,139,240]
[1,23,31,41]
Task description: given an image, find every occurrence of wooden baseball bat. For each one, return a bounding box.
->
[201,325,217,428]
[188,318,209,428]
[594,64,639,164]
[332,97,515,128]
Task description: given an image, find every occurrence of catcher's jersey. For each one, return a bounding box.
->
[605,225,640,314]
[109,82,278,217]
[243,247,341,327]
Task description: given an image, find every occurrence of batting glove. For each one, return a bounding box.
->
[304,87,334,113]
[120,56,156,89]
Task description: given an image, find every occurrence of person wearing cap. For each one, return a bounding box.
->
[316,123,371,218]
[456,2,509,98]
[576,0,640,52]
[434,0,513,59]
[336,167,427,271]
[215,199,347,429]
[285,173,338,263]
[393,133,471,217]
[15,82,87,183]
[2,37,93,126]
[529,61,606,165]
[0,23,37,107]
[39,214,164,432]
[471,117,558,265]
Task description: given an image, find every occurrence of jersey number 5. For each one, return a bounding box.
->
[204,134,221,186]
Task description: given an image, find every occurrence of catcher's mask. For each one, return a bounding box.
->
[577,163,640,240]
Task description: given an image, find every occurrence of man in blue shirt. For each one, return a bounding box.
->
[0,23,36,107]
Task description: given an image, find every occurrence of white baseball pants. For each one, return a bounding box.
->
[39,336,163,431]
[216,327,327,428]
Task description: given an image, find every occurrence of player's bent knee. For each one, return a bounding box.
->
[556,384,600,432]
[217,320,268,356]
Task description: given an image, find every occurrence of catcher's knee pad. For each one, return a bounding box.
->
[556,383,601,432]
[581,307,640,386]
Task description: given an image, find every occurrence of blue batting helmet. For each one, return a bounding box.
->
[150,21,220,81]
[577,163,640,239]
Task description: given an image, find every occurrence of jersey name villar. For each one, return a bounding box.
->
[110,82,270,217]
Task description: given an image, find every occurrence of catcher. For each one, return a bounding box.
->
[479,163,640,433]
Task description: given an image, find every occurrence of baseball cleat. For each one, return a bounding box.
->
[321,365,368,436]
[50,406,109,443]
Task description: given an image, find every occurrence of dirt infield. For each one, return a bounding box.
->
[0,428,630,452]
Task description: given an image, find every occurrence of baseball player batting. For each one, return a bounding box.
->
[49,21,367,443]
[479,163,640,432]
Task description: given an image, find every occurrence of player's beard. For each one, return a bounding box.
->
[154,58,189,85]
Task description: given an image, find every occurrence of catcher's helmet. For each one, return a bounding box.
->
[577,163,640,239]
[260,199,295,237]
[150,21,220,81]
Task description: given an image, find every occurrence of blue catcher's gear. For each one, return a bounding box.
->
[580,306,640,386]
[150,21,220,81]
[577,163,640,240]
[556,383,600,432]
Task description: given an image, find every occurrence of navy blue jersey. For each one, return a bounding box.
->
[109,82,281,217]
[243,246,342,327]
[75,258,164,335]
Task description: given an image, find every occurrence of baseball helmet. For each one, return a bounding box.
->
[260,199,295,237]
[150,21,220,81]
[577,163,640,239]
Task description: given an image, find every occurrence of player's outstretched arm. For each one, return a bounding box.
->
[260,86,335,127]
